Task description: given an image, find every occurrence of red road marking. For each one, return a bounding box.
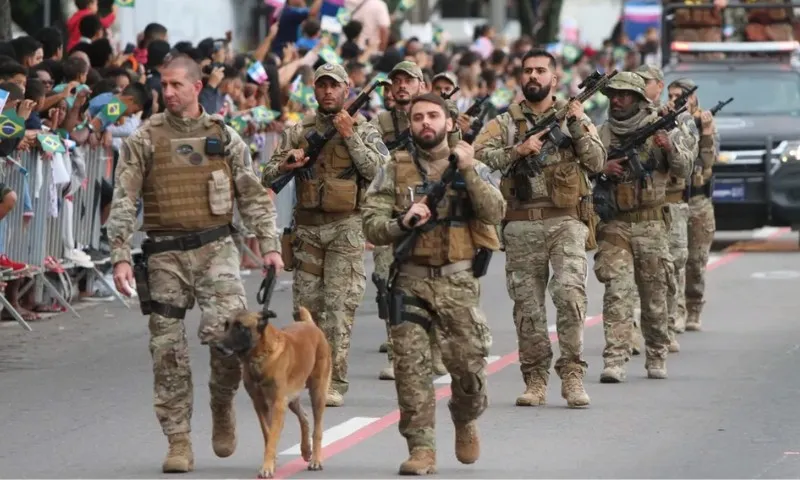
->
[274,227,790,478]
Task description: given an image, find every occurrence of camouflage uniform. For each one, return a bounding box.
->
[369,61,450,381]
[685,111,719,331]
[107,109,280,473]
[361,132,505,474]
[262,64,390,406]
[474,98,606,408]
[667,0,723,42]
[594,72,696,383]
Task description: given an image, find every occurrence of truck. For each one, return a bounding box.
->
[660,2,800,236]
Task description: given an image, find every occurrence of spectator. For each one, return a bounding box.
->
[134,22,168,66]
[35,27,64,61]
[66,0,117,51]
[0,62,27,90]
[346,0,391,51]
[102,66,132,91]
[88,38,114,68]
[10,36,44,68]
[340,20,363,61]
[62,56,90,86]
[271,0,323,54]
[23,78,46,130]
[296,18,322,53]
[77,14,104,47]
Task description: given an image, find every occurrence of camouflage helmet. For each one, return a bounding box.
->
[602,71,650,102]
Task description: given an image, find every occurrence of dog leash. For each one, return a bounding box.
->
[256,264,278,320]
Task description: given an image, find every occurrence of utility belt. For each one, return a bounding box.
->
[134,224,232,319]
[615,206,664,223]
[686,179,714,199]
[295,210,358,226]
[504,205,579,222]
[399,259,473,278]
[665,190,685,204]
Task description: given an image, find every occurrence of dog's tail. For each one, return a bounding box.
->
[297,306,314,323]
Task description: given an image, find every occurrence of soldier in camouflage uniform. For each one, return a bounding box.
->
[362,92,505,475]
[595,72,696,383]
[108,55,283,473]
[262,63,391,406]
[474,50,606,408]
[370,61,447,380]
[683,84,719,332]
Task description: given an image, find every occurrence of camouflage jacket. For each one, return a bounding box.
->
[261,110,390,186]
[361,143,507,247]
[107,110,280,266]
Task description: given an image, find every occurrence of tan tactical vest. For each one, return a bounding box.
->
[141,113,234,232]
[671,0,723,28]
[500,102,590,211]
[294,113,362,216]
[392,150,500,266]
[746,0,791,23]
[599,123,670,213]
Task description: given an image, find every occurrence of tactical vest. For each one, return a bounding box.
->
[500,102,590,210]
[746,0,791,24]
[141,113,234,232]
[294,113,362,216]
[392,150,500,266]
[599,123,670,213]
[671,0,723,28]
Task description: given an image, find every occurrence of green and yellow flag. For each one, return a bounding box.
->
[229,116,248,135]
[115,0,135,7]
[90,97,127,131]
[37,133,66,153]
[0,111,25,139]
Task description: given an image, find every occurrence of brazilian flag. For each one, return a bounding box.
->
[229,116,247,135]
[92,97,127,131]
[115,0,135,6]
[37,133,66,153]
[0,111,25,139]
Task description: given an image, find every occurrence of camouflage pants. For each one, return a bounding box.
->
[686,196,715,317]
[147,235,245,435]
[391,270,491,453]
[293,215,366,395]
[666,202,689,334]
[594,218,672,367]
[503,217,589,383]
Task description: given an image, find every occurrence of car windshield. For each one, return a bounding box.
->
[662,72,800,116]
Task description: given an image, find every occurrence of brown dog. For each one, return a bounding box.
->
[216,306,332,478]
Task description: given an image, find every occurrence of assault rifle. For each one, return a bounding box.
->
[609,85,698,185]
[695,97,733,129]
[506,70,618,178]
[269,78,391,194]
[442,86,460,100]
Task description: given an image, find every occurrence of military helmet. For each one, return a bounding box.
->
[602,71,650,102]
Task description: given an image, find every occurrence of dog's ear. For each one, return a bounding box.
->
[257,310,276,334]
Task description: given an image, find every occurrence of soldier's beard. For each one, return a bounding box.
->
[413,129,447,149]
[610,103,639,121]
[319,104,343,115]
[523,82,551,103]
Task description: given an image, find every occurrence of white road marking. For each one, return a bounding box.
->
[707,254,721,266]
[433,355,501,384]
[279,416,380,456]
[753,226,782,239]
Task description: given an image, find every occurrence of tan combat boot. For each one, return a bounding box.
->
[398,448,437,475]
[454,421,480,464]
[600,364,626,383]
[326,390,344,407]
[515,373,548,406]
[379,365,395,380]
[430,344,447,376]
[162,433,194,473]
[685,311,702,331]
[646,358,668,379]
[668,330,681,353]
[561,371,590,408]
[210,400,237,457]
[379,341,389,353]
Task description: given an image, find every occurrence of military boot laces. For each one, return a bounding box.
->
[162,433,194,473]
[211,400,237,458]
[398,448,437,475]
[600,365,627,383]
[646,359,668,379]
[454,421,480,464]
[515,375,548,406]
[561,371,590,408]
[379,364,395,380]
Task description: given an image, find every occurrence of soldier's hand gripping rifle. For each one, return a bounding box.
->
[609,85,698,185]
[506,70,619,178]
[270,78,391,194]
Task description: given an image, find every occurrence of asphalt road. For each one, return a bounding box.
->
[1,227,800,479]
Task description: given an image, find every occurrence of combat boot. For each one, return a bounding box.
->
[379,341,389,353]
[668,331,681,353]
[454,421,480,464]
[430,344,447,376]
[162,433,194,473]
[646,358,668,379]
[560,371,590,408]
[685,311,702,331]
[210,399,237,457]
[326,390,344,407]
[600,364,627,383]
[398,448,437,475]
[379,364,395,380]
[515,372,548,406]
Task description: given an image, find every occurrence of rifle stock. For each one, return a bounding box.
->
[269,79,390,193]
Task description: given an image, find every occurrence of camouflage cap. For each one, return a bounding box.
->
[668,77,696,92]
[431,71,458,87]
[314,63,349,85]
[636,64,664,82]
[389,61,424,80]
[602,71,650,101]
